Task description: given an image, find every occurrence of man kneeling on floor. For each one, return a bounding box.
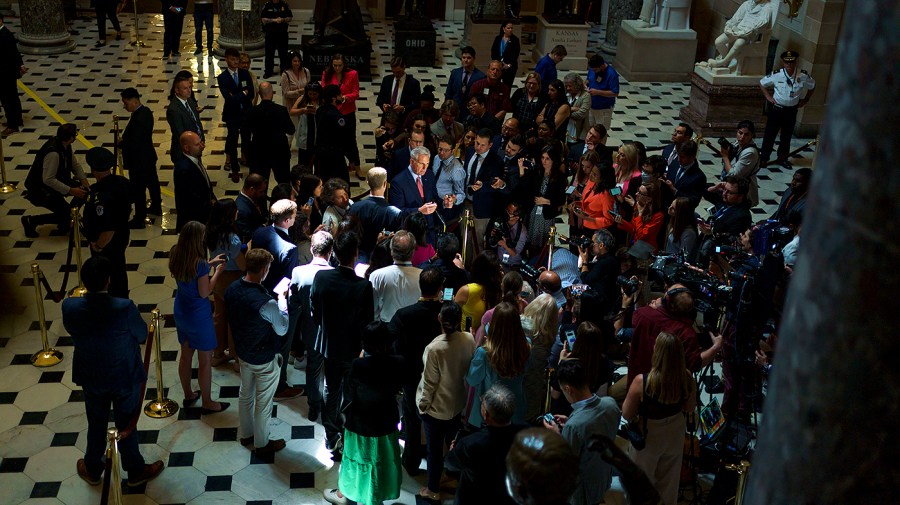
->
[226,248,291,455]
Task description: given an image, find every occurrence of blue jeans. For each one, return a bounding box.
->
[193,6,214,50]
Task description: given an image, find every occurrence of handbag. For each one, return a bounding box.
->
[624,414,648,451]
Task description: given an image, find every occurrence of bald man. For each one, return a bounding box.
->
[173,131,216,232]
[242,81,295,185]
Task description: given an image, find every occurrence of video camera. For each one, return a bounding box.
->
[558,234,592,249]
[648,253,732,315]
[486,219,510,249]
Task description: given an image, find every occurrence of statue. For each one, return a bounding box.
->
[312,0,367,44]
[636,0,692,30]
[404,0,426,18]
[697,0,778,74]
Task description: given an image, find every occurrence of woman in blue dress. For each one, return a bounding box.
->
[168,221,229,414]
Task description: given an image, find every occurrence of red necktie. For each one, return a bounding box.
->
[391,78,400,106]
[417,175,425,200]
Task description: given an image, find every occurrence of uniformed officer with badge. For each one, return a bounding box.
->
[315,84,351,183]
[83,147,133,298]
[759,50,816,168]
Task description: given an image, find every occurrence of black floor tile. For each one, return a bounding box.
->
[20,411,49,425]
[205,475,232,492]
[289,472,315,488]
[50,432,79,447]
[168,451,194,467]
[291,425,315,440]
[0,457,29,473]
[213,427,237,442]
[30,481,61,498]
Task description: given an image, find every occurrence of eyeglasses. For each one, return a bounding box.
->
[437,146,452,153]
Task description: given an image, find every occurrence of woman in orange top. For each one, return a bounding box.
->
[580,157,618,232]
[614,180,665,251]
[321,54,361,177]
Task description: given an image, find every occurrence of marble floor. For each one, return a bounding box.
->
[0,9,815,505]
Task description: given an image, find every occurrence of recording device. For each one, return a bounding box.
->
[502,253,511,263]
[717,137,732,149]
[715,245,743,255]
[307,197,314,206]
[565,185,576,195]
[522,158,535,169]
[443,288,453,301]
[465,316,473,332]
[564,329,577,349]
[486,219,511,248]
[608,210,621,219]
[610,187,623,197]
[617,275,641,296]
[542,412,559,426]
[558,234,592,249]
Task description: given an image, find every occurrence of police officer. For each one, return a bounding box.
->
[759,50,816,169]
[315,84,351,183]
[22,123,90,238]
[260,0,292,78]
[83,147,133,298]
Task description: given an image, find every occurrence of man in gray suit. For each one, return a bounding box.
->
[544,358,620,505]
[166,72,205,163]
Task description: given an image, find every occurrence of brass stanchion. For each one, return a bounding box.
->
[112,115,121,176]
[144,309,179,418]
[725,460,751,505]
[0,133,15,193]
[546,226,557,271]
[130,1,145,47]
[460,209,471,266]
[68,208,87,298]
[543,367,555,414]
[30,264,64,367]
[103,429,123,505]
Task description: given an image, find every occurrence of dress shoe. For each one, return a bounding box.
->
[200,401,230,415]
[323,488,349,505]
[1,127,19,137]
[255,438,286,455]
[240,436,254,447]
[129,219,146,229]
[127,460,164,487]
[173,51,181,56]
[418,487,441,503]
[147,206,163,216]
[76,459,101,486]
[95,40,106,47]
[182,390,201,408]
[21,216,38,238]
[229,172,242,183]
[115,32,122,41]
[274,386,303,402]
[780,159,793,169]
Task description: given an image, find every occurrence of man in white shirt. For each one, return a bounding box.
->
[369,230,422,322]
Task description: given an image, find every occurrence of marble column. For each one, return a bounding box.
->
[16,0,75,55]
[0,0,14,17]
[217,0,265,57]
[745,1,900,504]
[601,0,640,54]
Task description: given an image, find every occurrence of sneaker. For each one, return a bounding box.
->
[292,355,307,370]
[255,438,286,455]
[76,459,101,486]
[324,488,349,505]
[274,387,303,402]
[127,460,164,487]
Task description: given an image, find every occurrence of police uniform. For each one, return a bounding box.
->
[83,148,133,298]
[260,0,292,77]
[759,50,816,166]
[315,102,350,183]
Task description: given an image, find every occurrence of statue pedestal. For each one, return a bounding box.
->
[395,17,436,68]
[614,20,696,83]
[463,15,522,70]
[300,35,373,81]
[679,70,766,137]
[533,15,589,72]
[16,0,74,55]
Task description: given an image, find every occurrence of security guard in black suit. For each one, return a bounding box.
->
[82,147,133,298]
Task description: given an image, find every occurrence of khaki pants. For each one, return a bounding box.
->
[589,107,614,132]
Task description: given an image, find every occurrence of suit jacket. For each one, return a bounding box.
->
[388,145,412,182]
[0,25,24,79]
[445,424,526,505]
[661,143,681,176]
[670,161,707,208]
[235,192,265,243]
[389,167,438,227]
[251,225,298,293]
[491,34,520,73]
[173,155,214,232]
[120,105,157,169]
[311,266,374,361]
[375,73,421,121]
[166,96,204,162]
[445,66,486,115]
[348,196,405,259]
[463,148,505,219]
[771,186,807,223]
[217,67,254,124]
[388,299,443,384]
[242,99,295,165]
[62,293,148,391]
[562,395,620,505]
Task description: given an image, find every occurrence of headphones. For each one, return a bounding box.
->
[662,287,692,313]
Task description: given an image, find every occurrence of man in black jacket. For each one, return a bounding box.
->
[217,48,255,181]
[173,131,215,232]
[663,139,707,209]
[0,14,26,137]
[388,267,445,475]
[698,175,753,263]
[577,229,619,314]
[348,167,405,263]
[243,81,295,184]
[420,234,469,294]
[120,88,161,227]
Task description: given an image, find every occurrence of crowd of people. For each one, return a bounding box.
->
[10,5,819,503]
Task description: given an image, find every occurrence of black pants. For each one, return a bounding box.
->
[90,239,129,298]
[401,382,424,469]
[343,111,360,166]
[278,305,302,392]
[95,0,121,40]
[26,190,75,230]
[193,5,214,51]
[304,347,325,410]
[323,357,353,446]
[163,12,185,56]
[0,76,23,129]
[760,104,798,163]
[315,148,348,184]
[249,156,291,186]
[82,385,146,480]
[421,413,461,491]
[225,120,242,173]
[264,30,289,75]
[128,160,161,220]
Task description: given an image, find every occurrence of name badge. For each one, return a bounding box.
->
[483,88,490,95]
[241,81,247,87]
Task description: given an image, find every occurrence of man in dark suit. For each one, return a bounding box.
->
[311,231,375,459]
[243,81,295,184]
[419,234,469,294]
[376,56,421,126]
[445,46,486,120]
[120,88,161,227]
[348,167,405,263]
[251,198,302,400]
[389,145,439,233]
[387,129,425,181]
[663,140,707,209]
[0,14,26,137]
[166,72,204,164]
[567,123,612,170]
[661,122,693,177]
[173,131,215,232]
[463,128,505,246]
[217,48,255,182]
[771,168,811,224]
[236,173,268,243]
[62,257,164,487]
[161,0,187,61]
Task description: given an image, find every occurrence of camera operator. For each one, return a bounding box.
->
[609,284,722,403]
[697,175,753,265]
[707,120,759,207]
[490,202,528,267]
[576,229,619,314]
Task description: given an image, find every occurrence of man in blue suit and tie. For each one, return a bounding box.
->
[349,167,406,263]
[445,46,486,120]
[217,48,254,182]
[463,128,505,246]
[389,146,439,238]
[62,256,164,487]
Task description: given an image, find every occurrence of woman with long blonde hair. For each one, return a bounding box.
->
[521,293,559,420]
[622,332,696,505]
[169,221,229,414]
[614,142,642,195]
[466,302,531,427]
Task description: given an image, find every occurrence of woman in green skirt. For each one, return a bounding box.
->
[324,321,404,505]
